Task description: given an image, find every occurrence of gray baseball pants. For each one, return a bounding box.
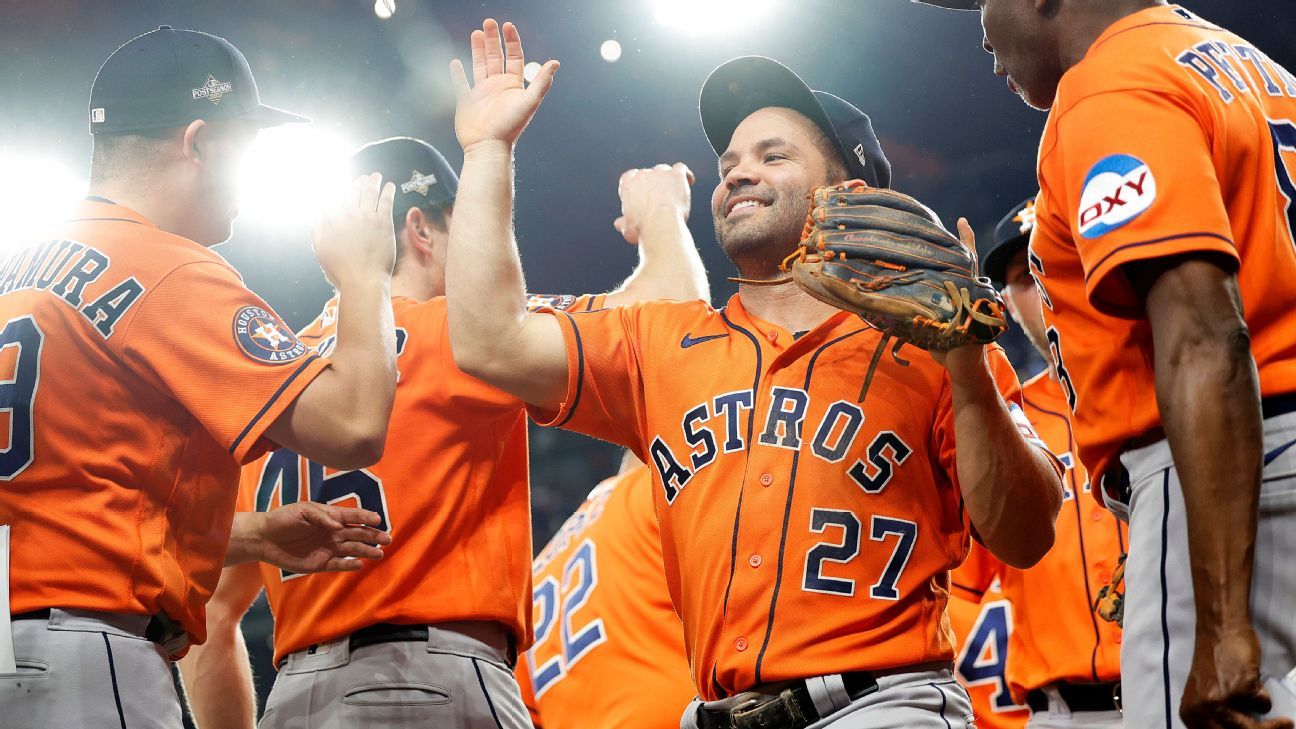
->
[0,608,183,729]
[1106,410,1296,729]
[682,664,975,729]
[259,620,532,729]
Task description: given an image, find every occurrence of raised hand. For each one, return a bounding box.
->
[614,163,694,245]
[312,173,397,288]
[449,19,559,152]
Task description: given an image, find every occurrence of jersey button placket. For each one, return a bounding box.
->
[759,473,773,487]
[749,554,762,568]
[735,637,749,652]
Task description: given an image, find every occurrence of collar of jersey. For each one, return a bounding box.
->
[725,292,855,350]
[1086,4,1195,60]
[68,198,158,228]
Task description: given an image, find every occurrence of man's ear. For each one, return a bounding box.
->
[404,206,435,256]
[182,119,208,166]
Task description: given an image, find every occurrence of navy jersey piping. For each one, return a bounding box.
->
[229,354,322,456]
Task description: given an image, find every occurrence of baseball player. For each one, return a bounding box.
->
[515,453,697,729]
[913,1,1296,727]
[0,26,401,728]
[947,197,1126,729]
[949,548,1028,729]
[179,136,709,729]
[443,20,1064,728]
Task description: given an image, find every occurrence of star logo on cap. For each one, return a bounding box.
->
[1013,200,1038,234]
[192,75,234,105]
[400,170,438,197]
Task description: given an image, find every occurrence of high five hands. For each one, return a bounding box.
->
[450,19,559,153]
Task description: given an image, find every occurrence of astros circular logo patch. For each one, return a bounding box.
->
[233,306,306,364]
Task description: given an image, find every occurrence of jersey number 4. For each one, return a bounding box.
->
[956,599,1028,713]
[254,449,390,579]
[528,539,607,698]
[0,316,43,480]
[802,509,917,600]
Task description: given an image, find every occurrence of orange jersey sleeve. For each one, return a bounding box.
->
[518,466,696,729]
[1031,5,1296,477]
[0,200,326,648]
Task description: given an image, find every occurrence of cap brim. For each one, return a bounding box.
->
[910,0,979,10]
[700,56,837,159]
[982,234,1028,287]
[243,103,310,127]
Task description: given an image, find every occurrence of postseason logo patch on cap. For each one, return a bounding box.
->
[401,170,438,196]
[233,306,306,364]
[192,75,233,105]
[1077,154,1156,239]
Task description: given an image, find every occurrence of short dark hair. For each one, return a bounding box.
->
[89,127,176,185]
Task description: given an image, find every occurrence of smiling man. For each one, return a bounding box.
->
[911,1,1296,728]
[442,20,1063,728]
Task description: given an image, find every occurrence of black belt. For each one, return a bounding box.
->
[697,671,879,729]
[294,623,518,668]
[1101,391,1296,506]
[1026,682,1121,713]
[13,608,186,652]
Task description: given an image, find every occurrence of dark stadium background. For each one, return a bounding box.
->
[1,0,1286,722]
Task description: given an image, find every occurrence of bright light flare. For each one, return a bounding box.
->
[600,39,622,63]
[238,126,355,232]
[374,0,395,20]
[653,0,775,32]
[523,61,542,82]
[0,156,86,251]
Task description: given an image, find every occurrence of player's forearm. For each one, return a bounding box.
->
[949,356,1062,568]
[607,213,709,305]
[1155,321,1261,640]
[224,512,266,567]
[177,630,256,729]
[325,276,398,447]
[445,141,532,378]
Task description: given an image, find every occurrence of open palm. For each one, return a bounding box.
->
[450,19,559,150]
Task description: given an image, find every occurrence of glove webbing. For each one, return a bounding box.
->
[1094,552,1127,626]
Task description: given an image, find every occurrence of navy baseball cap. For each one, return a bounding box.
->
[981,196,1037,287]
[700,56,892,189]
[89,26,308,135]
[350,137,458,228]
[910,0,978,10]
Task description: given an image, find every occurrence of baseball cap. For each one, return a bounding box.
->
[981,196,1037,287]
[89,26,308,135]
[349,137,458,227]
[700,56,892,189]
[910,0,979,10]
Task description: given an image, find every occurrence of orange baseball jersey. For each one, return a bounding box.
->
[1030,5,1296,481]
[528,294,1056,700]
[238,292,603,665]
[949,553,1028,729]
[515,465,696,728]
[0,199,327,648]
[952,374,1124,706]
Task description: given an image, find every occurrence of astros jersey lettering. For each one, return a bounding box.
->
[0,199,327,648]
[949,551,1028,729]
[239,293,602,664]
[529,294,1053,699]
[515,465,696,729]
[1030,4,1296,480]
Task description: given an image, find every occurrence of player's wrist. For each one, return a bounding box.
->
[462,139,513,160]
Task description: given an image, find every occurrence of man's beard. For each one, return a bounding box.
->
[713,194,807,280]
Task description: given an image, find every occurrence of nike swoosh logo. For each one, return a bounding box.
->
[1264,437,1296,466]
[681,332,729,349]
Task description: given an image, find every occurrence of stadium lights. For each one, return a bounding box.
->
[237,125,356,233]
[374,0,395,20]
[524,61,542,82]
[653,0,775,32]
[600,40,622,63]
[0,155,87,252]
